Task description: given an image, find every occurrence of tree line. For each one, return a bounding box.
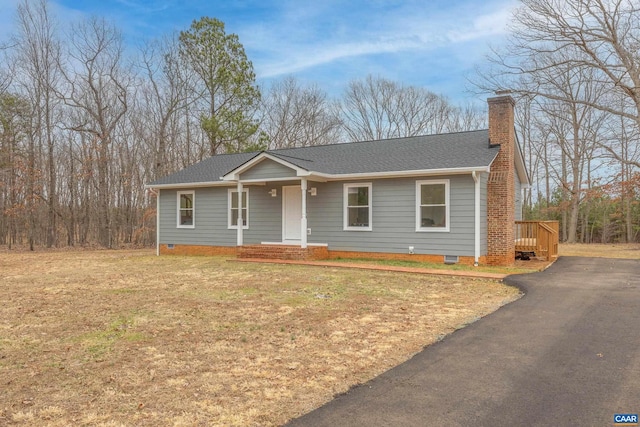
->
[0,0,484,249]
[475,0,640,243]
[1,0,638,250]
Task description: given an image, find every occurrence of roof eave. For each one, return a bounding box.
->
[310,166,492,181]
[145,181,234,190]
[147,166,493,188]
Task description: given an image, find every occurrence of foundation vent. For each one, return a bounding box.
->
[444,255,459,265]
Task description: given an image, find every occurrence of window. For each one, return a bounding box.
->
[177,191,195,228]
[228,189,249,229]
[416,180,449,232]
[344,183,372,231]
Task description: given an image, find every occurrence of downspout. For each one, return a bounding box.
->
[300,178,308,249]
[472,171,480,267]
[237,181,244,247]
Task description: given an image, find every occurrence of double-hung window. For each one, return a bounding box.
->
[416,180,449,232]
[228,189,249,229]
[177,191,195,228]
[344,183,372,231]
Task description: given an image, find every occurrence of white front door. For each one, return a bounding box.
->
[283,185,302,241]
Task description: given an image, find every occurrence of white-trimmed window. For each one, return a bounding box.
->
[228,188,249,229]
[416,180,449,232]
[344,183,372,231]
[177,191,195,228]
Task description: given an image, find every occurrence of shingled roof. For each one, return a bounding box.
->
[148,129,500,187]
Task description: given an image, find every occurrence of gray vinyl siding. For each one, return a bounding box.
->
[160,175,483,257]
[242,183,285,243]
[305,175,478,257]
[159,187,236,246]
[240,159,297,180]
[515,171,523,221]
[159,185,287,246]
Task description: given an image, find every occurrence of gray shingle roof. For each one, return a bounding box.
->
[149,152,259,186]
[148,129,499,186]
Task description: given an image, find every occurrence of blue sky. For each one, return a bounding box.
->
[0,0,516,103]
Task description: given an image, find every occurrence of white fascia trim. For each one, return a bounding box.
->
[146,166,491,189]
[146,181,267,189]
[221,152,311,181]
[145,181,234,190]
[514,132,531,187]
[314,166,491,181]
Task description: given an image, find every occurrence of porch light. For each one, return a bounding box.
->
[309,187,317,196]
[268,189,277,197]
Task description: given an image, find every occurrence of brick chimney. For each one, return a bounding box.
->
[486,94,516,266]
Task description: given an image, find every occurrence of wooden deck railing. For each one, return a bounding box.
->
[515,221,559,261]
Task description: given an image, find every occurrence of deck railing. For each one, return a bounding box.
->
[515,221,559,261]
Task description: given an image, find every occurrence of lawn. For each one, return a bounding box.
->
[0,249,520,426]
[560,242,640,259]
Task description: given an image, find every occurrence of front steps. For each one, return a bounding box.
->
[238,244,329,260]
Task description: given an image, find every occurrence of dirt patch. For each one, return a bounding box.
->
[560,243,640,259]
[0,250,520,426]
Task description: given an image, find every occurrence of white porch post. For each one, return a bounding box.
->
[237,181,243,247]
[300,178,308,249]
[472,171,480,266]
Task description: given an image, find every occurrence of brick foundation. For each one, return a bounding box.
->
[159,244,237,256]
[158,244,485,265]
[328,250,485,266]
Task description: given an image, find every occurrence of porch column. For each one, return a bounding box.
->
[300,178,308,249]
[237,181,243,247]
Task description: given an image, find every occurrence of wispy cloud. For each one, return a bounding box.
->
[113,0,171,13]
[243,0,515,80]
[0,0,516,102]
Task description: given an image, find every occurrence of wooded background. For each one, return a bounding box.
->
[1,0,638,249]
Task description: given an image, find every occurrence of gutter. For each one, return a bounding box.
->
[146,166,493,190]
[472,171,481,267]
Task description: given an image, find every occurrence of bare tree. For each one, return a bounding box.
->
[261,76,342,149]
[59,16,130,248]
[340,75,482,142]
[134,36,187,178]
[477,0,640,167]
[13,0,62,248]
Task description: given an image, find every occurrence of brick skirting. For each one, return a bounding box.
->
[159,244,237,256]
[328,251,485,266]
[159,244,485,265]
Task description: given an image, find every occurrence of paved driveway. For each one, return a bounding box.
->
[286,257,640,427]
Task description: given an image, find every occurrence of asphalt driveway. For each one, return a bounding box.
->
[286,256,640,427]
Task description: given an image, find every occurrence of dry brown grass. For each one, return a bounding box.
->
[560,243,640,259]
[0,249,520,426]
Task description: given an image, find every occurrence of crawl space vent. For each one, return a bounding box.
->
[444,255,459,265]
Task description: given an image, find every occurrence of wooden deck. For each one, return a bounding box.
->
[515,221,559,261]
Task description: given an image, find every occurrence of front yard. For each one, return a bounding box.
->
[0,250,520,426]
